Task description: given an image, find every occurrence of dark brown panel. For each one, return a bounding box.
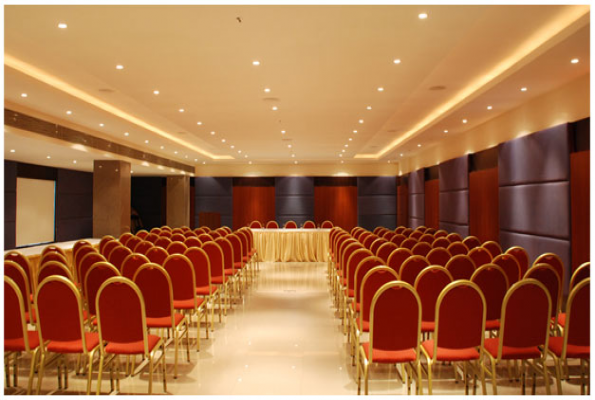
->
[571,150,590,271]
[470,147,498,171]
[17,162,57,181]
[425,165,439,181]
[469,168,499,242]
[233,177,275,187]
[232,186,276,229]
[397,183,408,227]
[314,177,357,186]
[424,179,439,229]
[572,117,590,152]
[314,186,357,231]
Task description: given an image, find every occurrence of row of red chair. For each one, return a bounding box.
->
[248,220,334,229]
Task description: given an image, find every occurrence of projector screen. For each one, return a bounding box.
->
[16,177,56,247]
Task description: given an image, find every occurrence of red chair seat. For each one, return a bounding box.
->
[234,262,246,269]
[355,302,361,312]
[346,288,354,297]
[105,334,161,355]
[243,256,250,262]
[422,340,480,361]
[224,268,236,276]
[421,321,435,332]
[342,277,347,286]
[548,336,590,359]
[485,319,500,331]
[47,332,100,353]
[173,297,205,310]
[211,276,225,284]
[361,342,417,363]
[146,313,185,328]
[557,313,566,328]
[249,249,256,256]
[5,331,40,352]
[360,320,370,332]
[484,337,542,360]
[196,285,216,295]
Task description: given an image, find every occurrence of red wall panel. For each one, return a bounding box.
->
[424,179,439,229]
[469,168,499,242]
[397,184,408,228]
[571,150,590,271]
[314,186,357,231]
[232,186,275,230]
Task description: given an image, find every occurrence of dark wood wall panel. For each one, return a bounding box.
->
[397,183,408,228]
[132,177,165,231]
[424,179,439,229]
[314,186,357,231]
[469,168,500,242]
[570,150,590,271]
[232,186,275,230]
[4,161,17,249]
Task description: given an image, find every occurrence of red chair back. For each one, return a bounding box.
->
[412,241,432,257]
[5,276,32,349]
[525,263,561,319]
[171,233,186,242]
[133,264,173,319]
[505,246,529,277]
[183,230,197,238]
[134,240,154,255]
[40,252,68,268]
[401,228,413,237]
[377,242,398,263]
[227,234,244,267]
[266,221,279,229]
[386,248,413,276]
[125,236,143,251]
[284,221,298,229]
[431,237,450,249]
[108,245,132,270]
[360,267,399,331]
[400,255,430,285]
[345,249,374,292]
[121,253,151,280]
[73,240,93,263]
[446,232,463,243]
[370,239,387,255]
[321,220,333,228]
[74,245,97,280]
[41,245,66,258]
[150,227,162,235]
[146,247,169,265]
[84,262,120,316]
[471,264,509,322]
[570,262,590,290]
[215,237,234,270]
[427,247,451,267]
[184,236,202,248]
[166,241,188,255]
[353,257,387,308]
[38,261,73,285]
[414,266,453,324]
[565,278,590,348]
[445,254,476,280]
[482,241,502,258]
[155,237,173,249]
[79,253,107,292]
[145,233,160,244]
[303,221,316,229]
[462,236,481,250]
[468,247,492,269]
[362,234,378,250]
[447,241,469,256]
[337,238,357,272]
[419,234,434,244]
[198,234,213,243]
[249,221,263,228]
[100,238,119,257]
[434,230,448,238]
[382,231,396,241]
[119,232,133,246]
[400,238,418,250]
[5,261,32,317]
[533,253,565,289]
[202,242,225,282]
[4,251,33,290]
[492,253,521,286]
[368,281,421,360]
[136,230,149,239]
[184,247,212,291]
[389,233,407,246]
[409,230,423,240]
[159,230,173,238]
[163,254,197,305]
[236,230,251,258]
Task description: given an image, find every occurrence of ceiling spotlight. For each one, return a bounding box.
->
[160,145,164,149]
[353,130,358,134]
[340,160,344,164]
[348,138,353,141]
[417,144,422,147]
[487,105,493,110]
[130,170,134,174]
[145,140,149,144]
[520,87,528,92]
[238,150,242,154]
[294,161,298,165]
[252,61,260,66]
[462,119,468,124]
[358,119,364,124]
[116,65,124,70]
[202,161,206,165]
[342,149,346,153]
[400,153,403,157]
[366,106,372,110]
[249,161,253,164]
[571,58,579,64]
[222,139,226,143]
[281,130,286,134]
[344,144,349,147]
[393,59,401,64]
[124,132,129,136]
[73,160,77,164]
[418,13,428,19]
[339,154,343,157]
[153,90,159,95]
[231,145,235,149]
[10,149,15,153]
[244,154,248,158]
[58,23,68,29]
[210,131,216,135]
[264,88,271,93]
[174,151,178,154]
[443,129,448,133]
[288,144,292,148]
[194,159,198,162]
[99,123,104,127]
[46,155,51,159]
[377,87,384,92]
[272,106,278,111]
[21,93,27,98]
[185,155,188,158]
[66,110,72,115]
[196,121,202,125]
[291,154,296,158]
[179,108,185,112]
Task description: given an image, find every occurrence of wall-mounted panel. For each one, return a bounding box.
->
[357,177,396,230]
[424,179,439,229]
[408,169,424,228]
[438,155,469,235]
[131,177,164,231]
[56,169,93,241]
[397,181,408,228]
[469,168,499,242]
[439,191,469,225]
[570,150,589,271]
[195,177,233,229]
[4,160,17,249]
[314,185,357,231]
[233,185,275,229]
[275,177,314,226]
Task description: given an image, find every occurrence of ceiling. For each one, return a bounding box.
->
[3,5,590,176]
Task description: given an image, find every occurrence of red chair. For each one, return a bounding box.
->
[492,253,521,286]
[395,226,406,234]
[40,252,68,269]
[163,254,207,351]
[547,278,590,395]
[166,241,188,255]
[136,230,149,239]
[431,237,450,249]
[362,234,378,250]
[445,254,476,280]
[376,242,398,263]
[134,240,154,255]
[372,227,384,235]
[468,247,492,269]
[343,249,375,330]
[184,236,202,248]
[471,264,509,332]
[84,262,121,324]
[107,245,132,271]
[399,255,430,286]
[159,230,173,239]
[505,246,530,277]
[558,262,590,330]
[74,245,97,282]
[482,240,502,258]
[73,239,93,259]
[434,229,448,238]
[321,220,334,228]
[462,236,481,250]
[36,276,100,395]
[133,263,190,378]
[198,233,213,243]
[202,241,230,315]
[41,244,67,258]
[5,261,35,323]
[357,281,422,395]
[237,229,257,276]
[284,220,298,229]
[145,233,160,244]
[5,276,41,394]
[121,253,150,280]
[99,236,117,256]
[183,230,197,238]
[4,251,34,293]
[419,233,434,244]
[215,237,241,304]
[410,230,423,240]
[421,280,487,395]
[155,236,173,249]
[386,248,413,276]
[118,232,133,246]
[414,266,453,335]
[124,236,143,252]
[446,232,463,243]
[482,279,552,395]
[370,238,387,255]
[266,220,279,229]
[78,252,108,292]
[447,241,469,256]
[172,228,184,235]
[401,237,418,250]
[412,241,432,257]
[390,233,407,246]
[201,226,212,232]
[150,227,162,235]
[146,247,169,265]
[185,247,219,333]
[426,247,451,267]
[401,228,413,237]
[37,261,73,285]
[227,233,249,288]
[96,277,166,394]
[525,263,561,324]
[382,231,396,241]
[533,253,565,291]
[171,233,186,242]
[249,221,263,228]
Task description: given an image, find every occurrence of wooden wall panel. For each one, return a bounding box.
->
[424,179,439,229]
[314,186,357,231]
[469,168,499,242]
[571,150,590,271]
[397,184,408,228]
[232,186,275,230]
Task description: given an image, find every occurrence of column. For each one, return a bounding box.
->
[93,160,131,237]
[166,175,190,228]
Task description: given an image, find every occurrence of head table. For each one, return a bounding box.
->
[250,229,330,262]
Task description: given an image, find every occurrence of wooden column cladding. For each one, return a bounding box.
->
[469,147,499,242]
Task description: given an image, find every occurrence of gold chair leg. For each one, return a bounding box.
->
[27,349,40,395]
[427,359,433,395]
[36,351,46,395]
[96,353,104,395]
[148,355,153,395]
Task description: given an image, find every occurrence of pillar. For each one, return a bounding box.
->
[166,176,190,228]
[93,160,131,237]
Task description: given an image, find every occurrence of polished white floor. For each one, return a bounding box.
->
[6,261,586,396]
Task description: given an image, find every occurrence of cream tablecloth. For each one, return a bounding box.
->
[251,229,330,262]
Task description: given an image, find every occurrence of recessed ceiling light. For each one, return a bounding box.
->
[487,105,493,110]
[353,130,358,134]
[46,155,51,159]
[462,119,468,124]
[291,154,295,158]
[264,88,271,93]
[272,106,278,111]
[196,121,202,125]
[443,129,448,133]
[340,160,344,164]
[222,139,226,143]
[174,151,178,154]
[393,59,401,64]
[345,144,349,148]
[417,144,422,147]
[194,158,198,162]
[66,110,72,115]
[358,119,364,124]
[238,150,242,154]
[99,123,104,127]
[21,93,27,98]
[400,153,403,157]
[571,58,579,64]
[202,161,206,165]
[145,140,149,144]
[244,154,248,158]
[160,145,164,149]
[58,23,68,29]
[10,149,15,153]
[116,65,124,70]
[185,155,188,159]
[339,154,343,157]
[418,13,428,19]
[348,138,353,141]
[281,130,286,134]
[342,149,346,153]
[179,108,185,113]
[388,160,391,163]
[249,161,253,164]
[252,61,260,66]
[520,87,528,92]
[73,160,77,164]
[294,161,298,165]
[124,132,129,136]
[153,90,160,95]
[377,87,384,92]
[288,144,292,148]
[231,145,235,149]
[366,106,372,110]
[210,131,216,135]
